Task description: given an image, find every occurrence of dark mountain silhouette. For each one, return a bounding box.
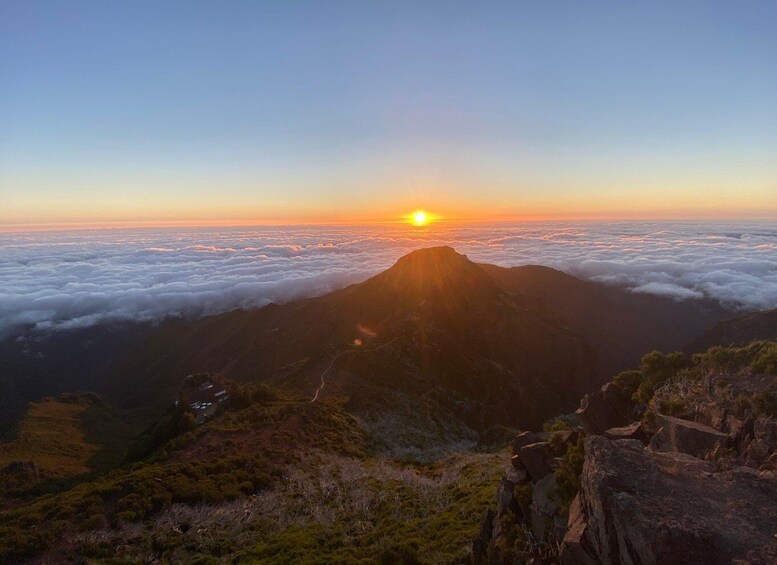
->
[688,307,777,352]
[0,247,737,431]
[110,247,597,429]
[479,263,732,378]
[0,323,151,435]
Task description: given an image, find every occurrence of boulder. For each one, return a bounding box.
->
[496,462,529,516]
[472,508,495,562]
[496,477,514,515]
[508,456,529,482]
[479,508,495,543]
[576,382,632,435]
[512,431,547,455]
[519,442,554,482]
[503,463,525,484]
[603,421,646,442]
[573,435,777,564]
[559,495,598,565]
[697,400,728,430]
[529,473,559,541]
[649,414,728,458]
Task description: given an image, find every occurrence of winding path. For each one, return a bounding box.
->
[310,338,399,402]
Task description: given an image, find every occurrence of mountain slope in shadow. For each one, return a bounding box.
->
[112,247,598,430]
[1,247,737,433]
[688,307,777,352]
[480,263,733,379]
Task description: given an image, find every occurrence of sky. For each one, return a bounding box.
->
[1,1,776,227]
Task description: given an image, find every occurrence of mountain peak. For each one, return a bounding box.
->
[365,246,499,302]
[391,245,471,272]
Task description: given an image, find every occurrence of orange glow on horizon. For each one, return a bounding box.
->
[3,199,777,234]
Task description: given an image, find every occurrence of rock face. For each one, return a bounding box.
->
[519,441,554,482]
[558,495,598,565]
[649,414,728,458]
[477,352,777,565]
[603,421,646,442]
[563,436,777,565]
[474,429,576,564]
[576,382,633,435]
[512,430,547,454]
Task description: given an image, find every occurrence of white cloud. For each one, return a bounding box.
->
[1,221,776,338]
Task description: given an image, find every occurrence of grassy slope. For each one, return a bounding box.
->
[1,391,505,564]
[64,448,506,564]
[0,396,99,479]
[0,393,154,503]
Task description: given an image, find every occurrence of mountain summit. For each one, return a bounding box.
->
[373,246,497,297]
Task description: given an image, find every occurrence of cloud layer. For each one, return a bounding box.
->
[2,222,776,338]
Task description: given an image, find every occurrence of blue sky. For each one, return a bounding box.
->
[1,1,776,225]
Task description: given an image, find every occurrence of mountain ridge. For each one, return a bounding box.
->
[1,246,737,430]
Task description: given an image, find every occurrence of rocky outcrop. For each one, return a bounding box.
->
[512,430,547,454]
[474,428,576,564]
[477,347,777,565]
[576,382,633,435]
[603,421,646,442]
[648,413,728,458]
[558,495,598,565]
[530,473,561,541]
[563,435,777,565]
[519,442,554,482]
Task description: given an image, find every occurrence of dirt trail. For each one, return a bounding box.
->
[310,338,399,402]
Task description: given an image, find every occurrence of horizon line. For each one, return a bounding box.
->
[3,213,777,234]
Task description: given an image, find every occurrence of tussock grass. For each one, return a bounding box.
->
[67,449,506,564]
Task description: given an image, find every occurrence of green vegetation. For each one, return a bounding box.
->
[0,395,99,479]
[543,417,571,432]
[612,369,643,399]
[633,351,689,403]
[125,403,197,462]
[0,384,377,563]
[232,452,503,564]
[606,341,777,430]
[0,393,152,501]
[0,373,504,564]
[551,434,585,516]
[693,341,777,375]
[36,450,504,564]
[752,391,777,418]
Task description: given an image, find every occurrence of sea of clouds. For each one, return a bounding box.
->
[1,221,776,339]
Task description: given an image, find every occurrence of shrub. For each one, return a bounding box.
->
[634,351,688,403]
[543,419,569,433]
[752,391,777,418]
[752,342,777,375]
[657,397,687,416]
[551,434,585,516]
[612,370,643,399]
[734,394,752,416]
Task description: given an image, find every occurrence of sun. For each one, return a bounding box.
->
[411,210,429,226]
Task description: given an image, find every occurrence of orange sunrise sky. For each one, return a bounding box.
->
[2,2,776,228]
